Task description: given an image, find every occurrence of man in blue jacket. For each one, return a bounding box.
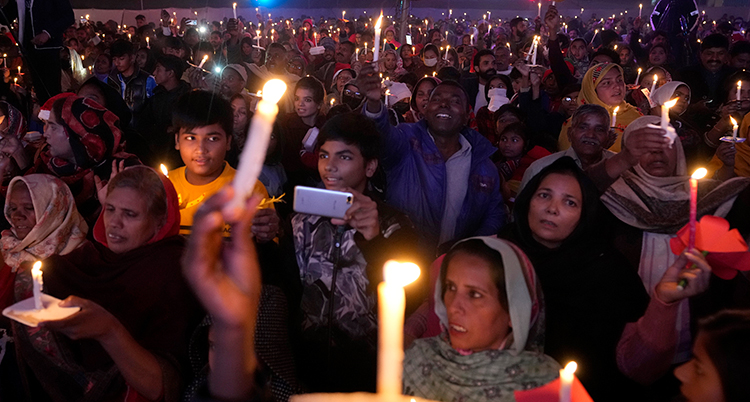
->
[359,63,505,254]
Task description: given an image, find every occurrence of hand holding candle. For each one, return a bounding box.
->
[225,79,287,219]
[559,361,577,402]
[32,261,43,310]
[378,261,420,397]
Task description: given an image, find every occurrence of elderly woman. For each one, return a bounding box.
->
[403,237,559,402]
[558,63,642,152]
[596,116,750,393]
[12,166,202,401]
[500,157,650,401]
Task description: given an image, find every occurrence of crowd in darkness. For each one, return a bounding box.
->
[0,0,749,401]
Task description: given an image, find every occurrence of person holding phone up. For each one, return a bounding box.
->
[286,113,425,394]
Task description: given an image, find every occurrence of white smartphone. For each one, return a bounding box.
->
[293,186,353,219]
[405,33,412,45]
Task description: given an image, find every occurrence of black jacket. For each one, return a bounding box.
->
[107,67,155,125]
[2,0,73,48]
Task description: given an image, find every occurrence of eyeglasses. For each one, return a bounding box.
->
[562,97,575,103]
[286,63,303,71]
[343,88,363,98]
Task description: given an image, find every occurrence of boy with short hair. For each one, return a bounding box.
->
[107,39,156,127]
[168,90,276,240]
[289,113,424,393]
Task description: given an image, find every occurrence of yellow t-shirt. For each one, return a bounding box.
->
[169,162,270,236]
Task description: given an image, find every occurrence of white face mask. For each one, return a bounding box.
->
[423,57,438,67]
[488,88,507,99]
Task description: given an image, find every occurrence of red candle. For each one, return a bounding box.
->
[688,168,708,250]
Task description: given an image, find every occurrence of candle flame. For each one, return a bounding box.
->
[664,98,678,108]
[638,67,642,73]
[201,54,208,62]
[261,79,287,105]
[375,14,383,31]
[563,361,578,375]
[383,260,420,288]
[32,261,42,275]
[160,164,169,177]
[730,116,738,127]
[691,168,708,180]
[613,106,619,114]
[233,2,236,8]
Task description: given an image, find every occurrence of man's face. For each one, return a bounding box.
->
[174,124,231,183]
[494,48,510,71]
[568,113,609,159]
[700,47,728,73]
[65,26,76,40]
[220,68,245,98]
[568,29,579,40]
[136,18,145,28]
[113,54,134,73]
[323,48,335,62]
[153,63,172,86]
[731,52,750,70]
[210,33,222,49]
[335,43,353,64]
[318,140,376,194]
[513,21,528,38]
[265,47,288,74]
[94,54,111,75]
[477,54,497,80]
[76,29,87,43]
[424,85,469,137]
[651,35,667,47]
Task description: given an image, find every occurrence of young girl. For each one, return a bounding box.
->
[494,123,551,205]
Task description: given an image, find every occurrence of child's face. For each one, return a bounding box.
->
[231,97,249,133]
[569,40,586,61]
[674,333,725,402]
[294,88,320,119]
[318,140,376,194]
[498,131,525,160]
[175,124,230,184]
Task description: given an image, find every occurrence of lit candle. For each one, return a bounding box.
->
[232,2,237,19]
[31,261,43,310]
[449,9,452,19]
[731,116,739,142]
[444,44,450,60]
[688,168,708,251]
[226,79,287,216]
[146,36,150,48]
[538,2,542,18]
[612,106,619,128]
[198,54,209,69]
[639,4,643,18]
[160,164,169,177]
[470,34,474,45]
[342,10,346,20]
[559,361,577,402]
[2,53,6,67]
[17,66,20,74]
[635,67,642,86]
[589,29,599,45]
[661,98,677,130]
[737,81,742,102]
[364,42,368,54]
[650,73,658,95]
[385,89,390,108]
[373,14,384,63]
[378,261,420,396]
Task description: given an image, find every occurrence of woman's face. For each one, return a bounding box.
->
[640,71,666,91]
[335,70,353,94]
[43,111,74,162]
[423,49,438,65]
[103,186,162,254]
[528,173,583,249]
[414,80,436,115]
[231,97,248,133]
[294,88,320,119]
[495,112,520,137]
[94,54,111,75]
[287,59,305,77]
[241,42,252,56]
[135,49,148,69]
[251,48,262,64]
[488,77,507,91]
[443,251,510,352]
[639,146,678,177]
[649,47,667,66]
[674,333,726,402]
[401,46,413,59]
[7,183,35,240]
[570,40,587,60]
[672,86,691,115]
[595,68,626,106]
[498,131,525,160]
[384,52,397,71]
[619,48,633,64]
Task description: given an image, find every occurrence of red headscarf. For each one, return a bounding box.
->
[93,166,181,248]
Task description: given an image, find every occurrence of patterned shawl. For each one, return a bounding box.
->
[1,174,87,271]
[404,237,558,402]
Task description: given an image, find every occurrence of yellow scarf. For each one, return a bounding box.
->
[558,63,642,152]
[706,112,750,177]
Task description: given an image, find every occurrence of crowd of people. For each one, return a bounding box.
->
[0,1,748,401]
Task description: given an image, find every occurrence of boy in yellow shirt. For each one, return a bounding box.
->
[168,90,277,239]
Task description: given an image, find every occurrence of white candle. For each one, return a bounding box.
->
[444,44,450,60]
[198,54,209,69]
[589,29,599,45]
[373,14,384,63]
[160,164,169,177]
[226,79,287,216]
[342,10,346,20]
[378,261,420,397]
[737,81,742,102]
[650,74,658,95]
[538,2,542,18]
[639,3,643,18]
[612,106,619,128]
[661,98,677,129]
[232,2,237,19]
[731,116,739,142]
[385,89,390,108]
[532,37,538,65]
[635,67,642,86]
[559,361,577,402]
[31,261,43,310]
[146,36,150,48]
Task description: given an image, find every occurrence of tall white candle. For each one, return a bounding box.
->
[731,116,739,142]
[378,261,420,397]
[31,261,43,310]
[531,37,538,65]
[559,361,577,402]
[232,2,237,19]
[538,2,542,17]
[444,44,450,60]
[737,81,742,102]
[650,74,658,95]
[373,14,384,63]
[612,106,619,128]
[635,67,642,86]
[226,79,287,216]
[639,3,643,18]
[661,98,677,129]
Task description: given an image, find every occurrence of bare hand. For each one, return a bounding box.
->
[41,296,118,341]
[95,159,125,205]
[251,207,280,243]
[633,16,644,31]
[655,250,712,304]
[622,126,671,165]
[716,141,737,167]
[0,135,23,155]
[330,188,380,240]
[358,63,383,104]
[31,32,50,46]
[183,187,262,328]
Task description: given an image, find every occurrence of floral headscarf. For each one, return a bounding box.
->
[0,101,26,140]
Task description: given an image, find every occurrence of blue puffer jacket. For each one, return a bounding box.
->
[364,101,506,252]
